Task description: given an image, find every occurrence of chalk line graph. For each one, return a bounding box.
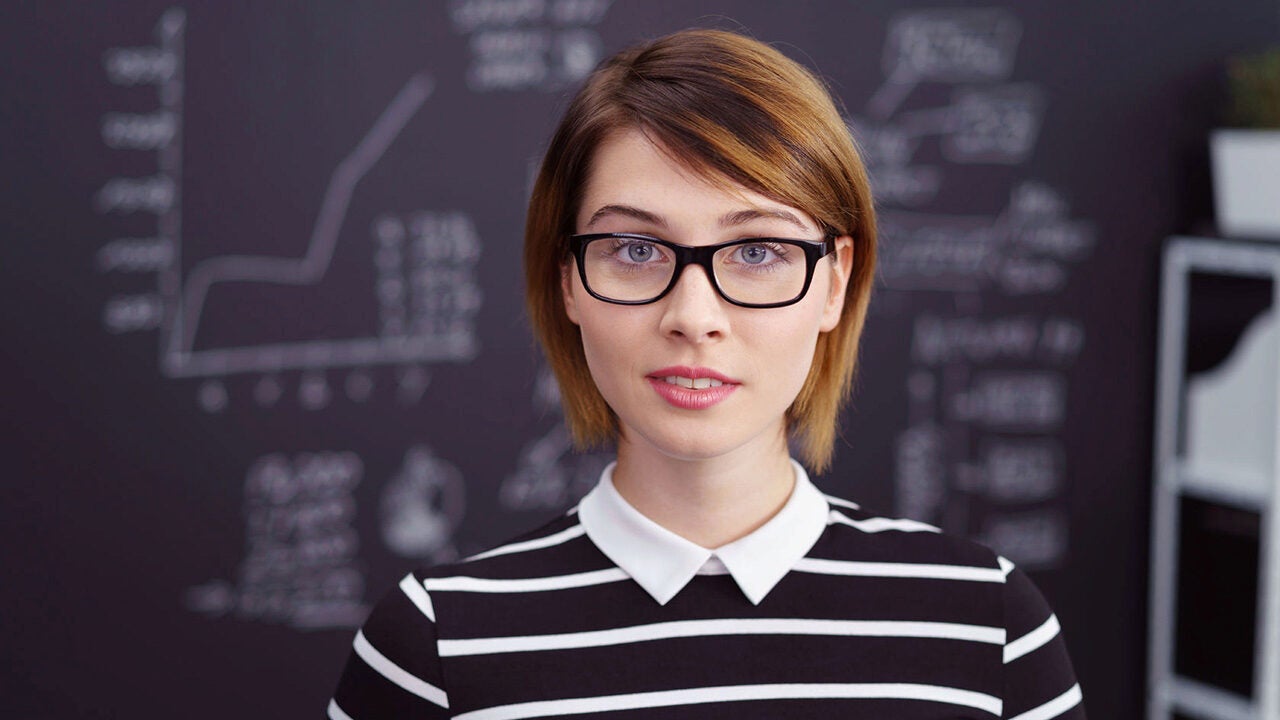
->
[161,73,460,378]
[96,9,482,381]
[171,74,433,358]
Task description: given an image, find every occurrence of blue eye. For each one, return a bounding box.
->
[733,243,787,266]
[740,244,771,264]
[627,243,655,262]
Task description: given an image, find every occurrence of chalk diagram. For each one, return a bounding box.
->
[449,0,613,93]
[379,445,466,562]
[855,8,1095,296]
[185,444,469,630]
[95,9,482,412]
[856,9,1094,569]
[186,450,369,630]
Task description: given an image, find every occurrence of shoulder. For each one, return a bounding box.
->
[817,492,1008,573]
[358,510,599,636]
[818,492,1069,632]
[414,509,605,582]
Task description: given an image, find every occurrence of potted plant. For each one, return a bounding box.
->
[1211,46,1280,239]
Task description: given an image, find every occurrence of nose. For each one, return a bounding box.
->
[658,264,729,343]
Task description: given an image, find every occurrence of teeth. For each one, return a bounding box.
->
[661,376,725,389]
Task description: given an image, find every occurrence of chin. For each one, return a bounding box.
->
[622,422,766,463]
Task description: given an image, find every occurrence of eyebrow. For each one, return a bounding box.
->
[584,204,668,229]
[717,208,809,232]
[583,204,810,232]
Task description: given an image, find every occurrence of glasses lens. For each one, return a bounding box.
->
[582,236,676,302]
[713,241,808,305]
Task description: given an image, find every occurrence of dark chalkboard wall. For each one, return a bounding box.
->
[4,1,1278,717]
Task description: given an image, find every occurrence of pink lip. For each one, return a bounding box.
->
[646,366,740,410]
[648,366,739,383]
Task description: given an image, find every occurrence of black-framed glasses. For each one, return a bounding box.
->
[568,232,837,308]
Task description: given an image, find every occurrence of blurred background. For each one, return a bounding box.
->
[4,1,1280,718]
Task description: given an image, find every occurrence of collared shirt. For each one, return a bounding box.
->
[331,461,1086,720]
[577,459,830,606]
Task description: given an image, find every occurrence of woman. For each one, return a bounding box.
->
[329,29,1084,720]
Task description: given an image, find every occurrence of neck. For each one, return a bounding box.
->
[610,425,796,548]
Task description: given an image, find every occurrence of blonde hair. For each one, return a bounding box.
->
[524,29,877,473]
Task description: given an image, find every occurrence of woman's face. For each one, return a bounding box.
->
[562,128,853,465]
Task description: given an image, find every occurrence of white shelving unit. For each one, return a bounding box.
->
[1149,237,1280,720]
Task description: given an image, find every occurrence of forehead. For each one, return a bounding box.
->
[576,128,819,233]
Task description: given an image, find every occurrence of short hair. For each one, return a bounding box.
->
[524,28,877,474]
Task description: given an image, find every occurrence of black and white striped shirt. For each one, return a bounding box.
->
[330,462,1085,719]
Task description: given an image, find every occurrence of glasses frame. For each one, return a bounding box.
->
[568,232,838,308]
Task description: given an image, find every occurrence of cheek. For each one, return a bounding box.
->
[578,327,614,386]
[760,307,825,394]
[776,329,821,393]
[737,313,814,379]
[575,307,643,396]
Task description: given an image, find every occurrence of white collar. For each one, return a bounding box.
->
[577,459,829,606]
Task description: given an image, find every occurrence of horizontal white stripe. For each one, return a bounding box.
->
[353,630,449,708]
[998,556,1015,578]
[454,682,1001,720]
[399,574,435,622]
[1004,614,1061,664]
[468,525,587,561]
[829,510,940,534]
[1007,683,1082,720]
[793,557,1006,583]
[438,618,1005,657]
[327,698,354,720]
[425,568,629,594]
[824,494,861,511]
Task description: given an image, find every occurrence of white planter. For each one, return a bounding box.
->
[1211,128,1280,239]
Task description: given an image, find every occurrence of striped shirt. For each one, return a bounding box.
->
[330,462,1085,719]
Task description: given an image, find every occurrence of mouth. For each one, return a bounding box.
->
[657,375,725,389]
[647,366,739,387]
[645,366,739,410]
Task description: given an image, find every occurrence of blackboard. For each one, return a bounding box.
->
[4,1,1279,717]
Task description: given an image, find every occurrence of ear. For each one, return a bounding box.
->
[819,236,854,332]
[561,260,582,325]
